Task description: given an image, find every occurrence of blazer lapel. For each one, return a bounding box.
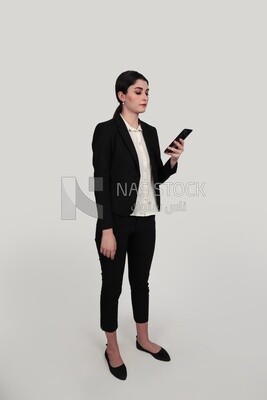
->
[114,113,140,171]
[139,120,156,175]
[114,113,156,176]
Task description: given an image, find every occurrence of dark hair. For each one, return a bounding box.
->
[113,70,149,118]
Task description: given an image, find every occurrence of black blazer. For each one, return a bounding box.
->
[92,113,178,230]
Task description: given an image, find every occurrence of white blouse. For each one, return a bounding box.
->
[119,113,158,217]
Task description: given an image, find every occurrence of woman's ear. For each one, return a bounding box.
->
[117,91,125,103]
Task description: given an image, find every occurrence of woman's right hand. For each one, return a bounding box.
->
[100,228,117,260]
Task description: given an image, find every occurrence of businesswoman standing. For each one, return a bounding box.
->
[92,70,185,380]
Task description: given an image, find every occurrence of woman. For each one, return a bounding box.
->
[92,70,185,380]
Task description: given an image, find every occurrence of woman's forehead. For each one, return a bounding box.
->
[130,80,149,90]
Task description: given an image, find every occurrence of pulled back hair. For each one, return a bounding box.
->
[113,70,149,118]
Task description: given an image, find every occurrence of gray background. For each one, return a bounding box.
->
[1,0,266,399]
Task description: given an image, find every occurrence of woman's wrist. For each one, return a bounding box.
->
[170,158,177,168]
[102,228,113,235]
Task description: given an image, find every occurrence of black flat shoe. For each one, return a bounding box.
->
[104,344,127,380]
[136,336,171,361]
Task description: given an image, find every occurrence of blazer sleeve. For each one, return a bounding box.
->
[91,123,113,230]
[153,127,178,184]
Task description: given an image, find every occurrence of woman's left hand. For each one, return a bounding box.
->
[167,138,185,166]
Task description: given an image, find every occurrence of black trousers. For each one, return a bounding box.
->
[94,214,156,332]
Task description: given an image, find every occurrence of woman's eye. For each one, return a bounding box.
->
[135,92,149,96]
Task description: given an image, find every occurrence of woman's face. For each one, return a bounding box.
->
[119,79,149,114]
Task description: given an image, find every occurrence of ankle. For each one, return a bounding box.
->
[137,335,149,344]
[106,344,120,352]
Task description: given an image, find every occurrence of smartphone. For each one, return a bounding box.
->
[164,129,193,154]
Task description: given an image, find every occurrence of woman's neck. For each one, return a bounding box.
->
[120,110,139,129]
